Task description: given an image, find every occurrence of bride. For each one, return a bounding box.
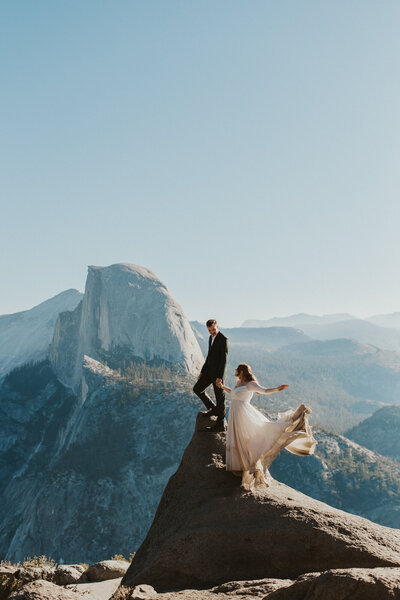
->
[216,363,316,490]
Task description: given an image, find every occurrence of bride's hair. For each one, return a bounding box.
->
[236,363,256,382]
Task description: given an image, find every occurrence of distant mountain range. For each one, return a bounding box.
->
[241,313,400,352]
[242,313,356,327]
[0,263,203,563]
[345,405,400,463]
[242,311,400,330]
[368,312,400,330]
[271,426,400,529]
[190,321,310,353]
[191,323,400,432]
[49,263,202,395]
[1,267,400,563]
[296,319,400,353]
[0,263,202,389]
[0,289,82,380]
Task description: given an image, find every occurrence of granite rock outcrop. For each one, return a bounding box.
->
[50,263,203,395]
[120,413,400,593]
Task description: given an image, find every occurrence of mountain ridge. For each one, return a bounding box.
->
[0,289,83,381]
[50,263,203,395]
[346,406,400,464]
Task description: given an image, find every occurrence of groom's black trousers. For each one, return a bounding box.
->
[193,373,226,421]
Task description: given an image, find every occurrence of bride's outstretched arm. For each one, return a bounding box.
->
[266,384,289,394]
[248,381,289,394]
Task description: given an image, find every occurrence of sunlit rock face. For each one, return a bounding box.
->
[50,263,204,393]
[120,413,400,593]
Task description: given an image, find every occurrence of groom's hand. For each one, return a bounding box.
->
[216,378,222,387]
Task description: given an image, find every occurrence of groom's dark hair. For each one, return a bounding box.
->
[206,319,217,327]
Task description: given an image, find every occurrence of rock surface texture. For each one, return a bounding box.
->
[266,567,400,600]
[116,569,400,600]
[8,578,85,599]
[50,263,203,394]
[85,560,130,582]
[120,413,400,593]
[67,577,122,600]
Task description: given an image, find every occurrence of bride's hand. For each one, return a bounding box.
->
[216,378,223,388]
[278,384,289,391]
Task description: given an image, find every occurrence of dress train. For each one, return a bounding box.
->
[225,382,316,490]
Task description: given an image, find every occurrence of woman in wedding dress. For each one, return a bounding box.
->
[216,363,316,490]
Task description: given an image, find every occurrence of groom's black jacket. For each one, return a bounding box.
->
[200,331,229,381]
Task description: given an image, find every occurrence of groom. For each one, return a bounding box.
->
[193,319,229,432]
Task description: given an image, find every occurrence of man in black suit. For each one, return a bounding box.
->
[193,319,229,432]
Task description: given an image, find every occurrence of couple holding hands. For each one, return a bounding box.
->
[193,319,316,489]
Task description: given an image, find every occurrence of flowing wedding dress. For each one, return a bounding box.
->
[226,381,316,489]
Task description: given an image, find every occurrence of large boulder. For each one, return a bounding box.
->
[266,567,400,599]
[8,579,85,599]
[12,566,56,584]
[7,564,85,586]
[112,570,400,599]
[53,564,86,585]
[0,564,18,576]
[84,559,130,582]
[120,413,400,592]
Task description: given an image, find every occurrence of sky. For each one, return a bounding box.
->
[1,0,400,327]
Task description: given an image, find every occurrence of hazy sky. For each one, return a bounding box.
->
[1,1,399,327]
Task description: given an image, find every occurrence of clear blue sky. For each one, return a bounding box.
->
[1,1,399,327]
